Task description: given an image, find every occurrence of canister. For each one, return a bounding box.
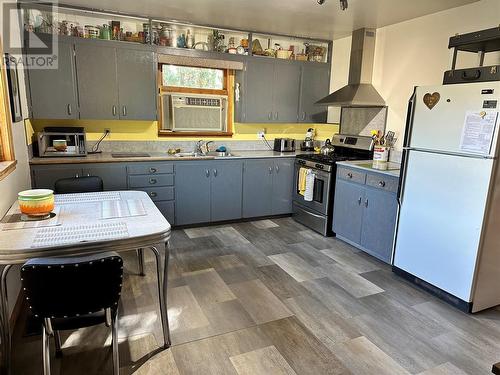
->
[373,146,390,162]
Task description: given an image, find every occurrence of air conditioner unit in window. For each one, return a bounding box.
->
[161,93,227,132]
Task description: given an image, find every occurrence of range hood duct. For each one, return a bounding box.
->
[316,28,385,107]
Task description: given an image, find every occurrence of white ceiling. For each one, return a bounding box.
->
[61,0,480,40]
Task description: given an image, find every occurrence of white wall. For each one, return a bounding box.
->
[329,0,500,150]
[0,0,31,316]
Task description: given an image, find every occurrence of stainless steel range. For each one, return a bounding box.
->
[292,134,373,236]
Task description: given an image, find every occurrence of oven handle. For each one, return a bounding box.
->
[301,209,325,219]
[295,167,330,179]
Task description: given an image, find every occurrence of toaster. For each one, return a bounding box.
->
[273,138,296,152]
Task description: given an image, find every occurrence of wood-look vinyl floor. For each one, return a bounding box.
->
[11,217,500,374]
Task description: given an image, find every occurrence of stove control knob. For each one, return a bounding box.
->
[315,164,324,169]
[298,160,306,165]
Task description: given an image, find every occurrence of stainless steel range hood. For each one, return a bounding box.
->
[316,28,385,107]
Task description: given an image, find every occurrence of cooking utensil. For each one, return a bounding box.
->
[320,139,335,155]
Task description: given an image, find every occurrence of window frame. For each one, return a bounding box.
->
[157,63,234,137]
[0,38,17,181]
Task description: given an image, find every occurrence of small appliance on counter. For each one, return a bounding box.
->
[273,138,296,152]
[36,127,87,157]
[301,128,315,151]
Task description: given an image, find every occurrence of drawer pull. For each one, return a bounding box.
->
[213,169,218,177]
[149,167,157,173]
[149,192,157,198]
[364,199,369,208]
[379,181,386,187]
[149,178,157,184]
[347,172,353,179]
[358,197,362,205]
[269,166,273,174]
[205,169,210,177]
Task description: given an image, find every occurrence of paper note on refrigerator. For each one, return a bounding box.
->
[459,110,499,155]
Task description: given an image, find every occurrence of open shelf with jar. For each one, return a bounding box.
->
[19,3,330,63]
[20,3,149,44]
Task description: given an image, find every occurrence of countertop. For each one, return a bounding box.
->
[29,150,309,165]
[336,160,401,177]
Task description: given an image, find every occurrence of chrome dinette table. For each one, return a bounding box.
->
[0,190,172,375]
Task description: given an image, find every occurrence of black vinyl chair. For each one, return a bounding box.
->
[53,176,146,276]
[21,252,123,375]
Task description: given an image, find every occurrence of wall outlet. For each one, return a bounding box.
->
[257,130,265,139]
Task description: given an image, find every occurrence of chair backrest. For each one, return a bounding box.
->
[54,176,103,194]
[21,252,123,318]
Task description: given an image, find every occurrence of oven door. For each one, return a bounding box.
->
[292,162,332,215]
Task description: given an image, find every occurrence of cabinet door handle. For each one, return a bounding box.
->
[275,165,279,173]
[86,173,90,177]
[269,166,273,174]
[112,105,117,116]
[149,178,157,184]
[347,172,353,179]
[205,169,210,177]
[358,197,362,205]
[213,169,217,177]
[122,105,127,116]
[67,104,72,116]
[379,181,386,187]
[149,167,157,173]
[364,199,369,207]
[268,112,272,120]
[302,112,306,121]
[274,112,279,120]
[149,191,157,198]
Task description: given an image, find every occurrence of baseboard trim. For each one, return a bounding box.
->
[392,266,472,313]
[173,214,292,229]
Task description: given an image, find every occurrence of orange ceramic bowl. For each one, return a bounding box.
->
[18,189,55,216]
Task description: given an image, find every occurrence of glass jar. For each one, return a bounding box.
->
[100,24,111,40]
[143,22,151,44]
[160,25,172,47]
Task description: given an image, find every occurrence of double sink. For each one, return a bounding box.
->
[111,151,238,159]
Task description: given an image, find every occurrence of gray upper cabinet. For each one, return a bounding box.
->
[28,40,78,119]
[273,62,301,123]
[243,58,275,123]
[116,48,156,120]
[211,161,243,222]
[81,164,128,191]
[75,43,119,120]
[299,64,330,123]
[271,158,294,215]
[175,163,211,225]
[243,160,273,217]
[333,179,365,244]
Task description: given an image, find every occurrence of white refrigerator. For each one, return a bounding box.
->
[394,81,500,313]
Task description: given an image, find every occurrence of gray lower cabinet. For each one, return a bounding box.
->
[75,43,119,120]
[31,165,83,189]
[82,164,127,191]
[333,166,398,263]
[332,179,364,244]
[175,160,243,225]
[272,158,294,215]
[27,39,78,119]
[242,160,273,217]
[175,163,211,225]
[299,64,330,123]
[242,158,294,218]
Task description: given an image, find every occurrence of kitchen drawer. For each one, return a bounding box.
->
[366,173,399,193]
[155,201,175,225]
[128,174,174,188]
[127,163,174,175]
[337,167,366,184]
[137,186,174,202]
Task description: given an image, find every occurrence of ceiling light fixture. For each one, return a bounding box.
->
[340,0,348,10]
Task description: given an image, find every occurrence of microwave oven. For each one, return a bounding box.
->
[160,93,227,132]
[36,127,87,157]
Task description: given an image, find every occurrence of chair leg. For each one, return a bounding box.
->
[42,325,51,375]
[54,330,63,358]
[137,249,145,276]
[111,313,120,375]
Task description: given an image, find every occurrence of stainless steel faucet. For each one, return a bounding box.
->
[205,141,214,154]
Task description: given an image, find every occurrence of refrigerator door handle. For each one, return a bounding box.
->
[403,147,496,160]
